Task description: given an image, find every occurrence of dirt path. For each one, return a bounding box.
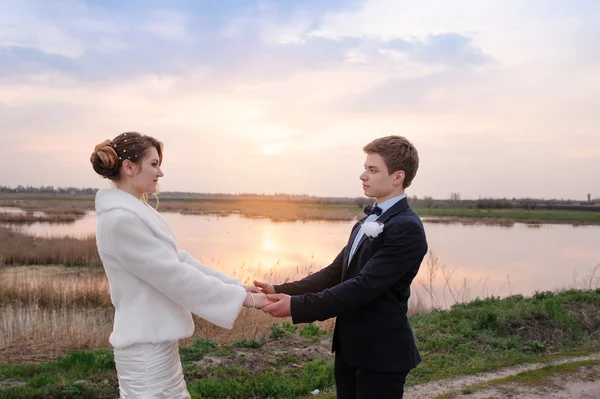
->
[405,353,600,398]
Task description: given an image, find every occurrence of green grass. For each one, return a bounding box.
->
[180,338,217,362]
[413,206,600,224]
[408,289,600,385]
[269,321,298,340]
[299,323,328,340]
[188,359,334,399]
[2,289,600,398]
[297,203,600,225]
[0,350,117,398]
[3,193,599,224]
[489,359,600,386]
[231,339,262,349]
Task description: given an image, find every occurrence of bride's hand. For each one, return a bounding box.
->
[252,293,273,309]
[243,292,272,309]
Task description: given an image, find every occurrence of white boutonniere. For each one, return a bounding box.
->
[362,221,384,239]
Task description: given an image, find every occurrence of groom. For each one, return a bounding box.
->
[256,135,428,398]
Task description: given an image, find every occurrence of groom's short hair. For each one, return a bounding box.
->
[363,135,419,188]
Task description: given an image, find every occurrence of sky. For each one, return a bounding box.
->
[1,0,599,200]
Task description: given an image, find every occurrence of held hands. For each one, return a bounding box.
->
[261,294,291,318]
[243,284,261,293]
[244,280,291,317]
[253,280,276,295]
[243,292,272,309]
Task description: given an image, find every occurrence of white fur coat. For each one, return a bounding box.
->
[95,188,246,349]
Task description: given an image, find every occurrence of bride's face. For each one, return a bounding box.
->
[127,147,164,195]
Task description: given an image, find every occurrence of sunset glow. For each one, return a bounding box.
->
[1,1,598,199]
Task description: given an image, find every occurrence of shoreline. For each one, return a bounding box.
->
[421,216,600,227]
[2,198,600,225]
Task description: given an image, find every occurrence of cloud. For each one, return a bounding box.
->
[0,0,598,199]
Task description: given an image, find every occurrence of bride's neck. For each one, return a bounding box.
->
[116,182,143,200]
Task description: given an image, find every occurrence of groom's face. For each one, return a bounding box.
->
[360,153,399,201]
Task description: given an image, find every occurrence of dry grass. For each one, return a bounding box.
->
[0,198,89,224]
[573,264,600,290]
[0,261,432,363]
[0,225,100,267]
[8,253,596,364]
[0,198,93,214]
[417,251,512,310]
[0,266,110,307]
[0,265,338,363]
[0,197,364,222]
[162,199,362,221]
[0,304,114,363]
[0,212,85,224]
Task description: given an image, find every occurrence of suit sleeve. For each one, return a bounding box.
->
[177,249,241,286]
[273,248,345,295]
[290,221,427,324]
[108,211,247,329]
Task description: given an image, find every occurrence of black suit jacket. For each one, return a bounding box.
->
[274,197,427,372]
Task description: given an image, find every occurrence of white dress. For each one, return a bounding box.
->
[114,341,190,398]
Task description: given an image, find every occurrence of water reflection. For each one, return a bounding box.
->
[8,212,600,300]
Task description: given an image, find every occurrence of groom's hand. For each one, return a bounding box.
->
[261,294,291,317]
[243,284,261,293]
[253,280,276,295]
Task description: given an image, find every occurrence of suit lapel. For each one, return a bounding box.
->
[342,218,365,275]
[342,197,411,279]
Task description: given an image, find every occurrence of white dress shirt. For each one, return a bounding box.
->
[348,194,406,262]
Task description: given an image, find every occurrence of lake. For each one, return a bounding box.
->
[6,210,600,303]
[2,209,599,361]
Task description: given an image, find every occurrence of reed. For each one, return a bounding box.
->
[5,256,596,364]
[0,266,110,307]
[0,304,114,363]
[162,200,362,221]
[414,206,600,225]
[0,263,429,363]
[0,212,84,224]
[0,198,93,214]
[1,197,364,222]
[0,226,101,267]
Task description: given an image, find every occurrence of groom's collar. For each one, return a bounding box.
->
[376,196,410,223]
[373,194,406,215]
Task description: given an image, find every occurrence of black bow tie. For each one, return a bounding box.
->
[364,205,382,216]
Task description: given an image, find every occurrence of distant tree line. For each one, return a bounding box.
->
[0,185,97,195]
[1,186,598,211]
[410,193,600,212]
[0,185,372,206]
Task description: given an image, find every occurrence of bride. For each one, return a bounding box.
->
[90,132,270,398]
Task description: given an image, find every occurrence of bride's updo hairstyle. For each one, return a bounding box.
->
[90,132,163,181]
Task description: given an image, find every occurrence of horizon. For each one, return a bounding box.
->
[1,1,599,200]
[0,184,596,203]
